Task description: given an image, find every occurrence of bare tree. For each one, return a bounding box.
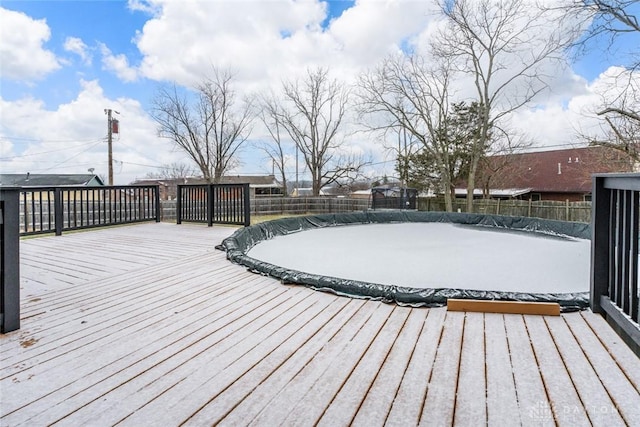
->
[358,53,463,211]
[555,0,639,58]
[277,67,366,196]
[437,0,574,211]
[256,93,290,195]
[590,73,640,158]
[151,68,253,183]
[145,162,199,180]
[559,1,640,156]
[394,126,421,186]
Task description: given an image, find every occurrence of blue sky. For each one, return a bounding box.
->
[1,0,638,184]
[2,0,358,110]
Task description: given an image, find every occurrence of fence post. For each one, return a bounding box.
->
[54,187,63,236]
[1,188,21,333]
[243,183,251,226]
[591,176,611,314]
[176,185,182,224]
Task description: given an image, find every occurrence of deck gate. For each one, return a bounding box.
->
[177,183,251,227]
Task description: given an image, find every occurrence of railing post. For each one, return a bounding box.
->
[207,184,214,227]
[176,185,182,225]
[243,183,251,227]
[1,188,21,333]
[154,185,161,222]
[54,187,63,236]
[590,175,610,314]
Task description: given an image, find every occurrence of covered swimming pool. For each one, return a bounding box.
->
[217,211,591,311]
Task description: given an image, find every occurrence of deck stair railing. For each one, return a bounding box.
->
[177,183,250,227]
[591,173,640,351]
[15,185,161,236]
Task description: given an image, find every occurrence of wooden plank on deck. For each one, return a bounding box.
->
[525,315,591,425]
[452,312,486,426]
[2,223,639,427]
[420,310,465,426]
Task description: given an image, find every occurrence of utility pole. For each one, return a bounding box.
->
[104,109,119,185]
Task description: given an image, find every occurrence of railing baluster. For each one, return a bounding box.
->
[630,190,639,322]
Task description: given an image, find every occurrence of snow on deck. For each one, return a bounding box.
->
[1,222,639,426]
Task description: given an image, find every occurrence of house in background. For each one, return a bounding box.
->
[0,173,104,187]
[0,173,106,202]
[459,146,635,202]
[218,175,284,197]
[132,175,284,200]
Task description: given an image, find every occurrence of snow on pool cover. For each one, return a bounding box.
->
[217,212,592,311]
[247,222,590,294]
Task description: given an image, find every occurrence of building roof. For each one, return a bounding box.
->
[454,188,533,198]
[474,146,634,194]
[218,175,282,188]
[0,174,104,187]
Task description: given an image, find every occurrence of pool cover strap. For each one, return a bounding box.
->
[216,211,590,312]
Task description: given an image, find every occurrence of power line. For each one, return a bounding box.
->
[39,140,104,171]
[0,136,103,143]
[0,140,104,160]
[115,160,165,169]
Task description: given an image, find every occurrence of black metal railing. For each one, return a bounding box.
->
[177,183,250,227]
[17,185,161,236]
[1,188,20,333]
[591,173,640,352]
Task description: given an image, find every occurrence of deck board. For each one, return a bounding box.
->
[453,312,486,426]
[384,307,445,427]
[485,313,520,425]
[420,310,464,426]
[525,315,591,425]
[1,222,639,426]
[503,314,552,427]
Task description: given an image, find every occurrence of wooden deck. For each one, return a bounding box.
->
[1,222,639,426]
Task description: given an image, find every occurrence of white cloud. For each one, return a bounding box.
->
[127,0,161,16]
[132,0,435,90]
[509,66,640,149]
[0,7,60,80]
[99,43,139,82]
[0,79,181,184]
[64,36,92,65]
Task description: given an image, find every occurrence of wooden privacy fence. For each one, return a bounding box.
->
[418,197,592,223]
[241,196,592,223]
[251,196,370,216]
[591,173,640,354]
[177,183,250,226]
[16,185,161,236]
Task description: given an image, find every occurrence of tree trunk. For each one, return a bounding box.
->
[444,185,454,212]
